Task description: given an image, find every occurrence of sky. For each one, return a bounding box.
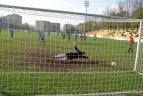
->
[0,0,121,25]
[0,0,121,15]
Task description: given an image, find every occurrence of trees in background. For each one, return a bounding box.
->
[77,0,143,33]
[63,24,77,34]
[104,0,143,19]
[21,23,35,31]
[77,21,100,33]
[132,0,143,19]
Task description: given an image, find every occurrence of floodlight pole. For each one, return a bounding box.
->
[84,0,89,33]
[134,21,143,72]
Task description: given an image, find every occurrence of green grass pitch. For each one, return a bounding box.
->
[0,31,143,95]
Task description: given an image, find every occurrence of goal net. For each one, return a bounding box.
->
[0,4,143,96]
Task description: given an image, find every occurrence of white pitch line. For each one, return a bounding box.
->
[0,71,132,74]
[33,90,143,96]
[81,90,143,96]
[137,72,143,75]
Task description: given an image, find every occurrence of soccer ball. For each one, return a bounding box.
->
[111,62,116,66]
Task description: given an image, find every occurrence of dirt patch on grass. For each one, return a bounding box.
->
[14,51,102,72]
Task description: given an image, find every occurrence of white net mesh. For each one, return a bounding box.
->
[0,4,143,95]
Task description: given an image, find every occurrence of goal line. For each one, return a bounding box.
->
[0,71,133,75]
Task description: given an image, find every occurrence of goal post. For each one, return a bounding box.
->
[134,21,143,72]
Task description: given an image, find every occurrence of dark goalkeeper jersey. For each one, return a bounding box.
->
[65,45,88,59]
[66,53,82,59]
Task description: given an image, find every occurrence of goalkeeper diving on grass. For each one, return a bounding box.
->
[52,42,90,61]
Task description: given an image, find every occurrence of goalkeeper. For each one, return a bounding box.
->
[52,42,90,61]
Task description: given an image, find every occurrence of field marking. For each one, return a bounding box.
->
[137,72,143,75]
[33,90,143,96]
[81,90,143,96]
[0,71,132,75]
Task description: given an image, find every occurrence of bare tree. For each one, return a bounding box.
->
[103,7,117,16]
[131,0,143,19]
[125,0,132,17]
[104,0,143,19]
